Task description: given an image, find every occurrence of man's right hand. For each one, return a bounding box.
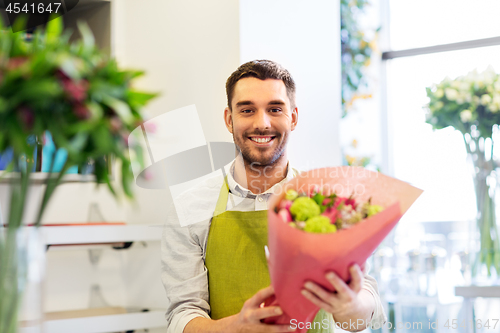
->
[183,286,295,333]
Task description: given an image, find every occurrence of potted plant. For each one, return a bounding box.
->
[0,16,157,332]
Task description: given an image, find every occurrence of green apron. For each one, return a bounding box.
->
[205,178,334,332]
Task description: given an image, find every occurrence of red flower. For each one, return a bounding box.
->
[74,104,90,120]
[7,57,28,70]
[110,116,122,133]
[62,79,89,102]
[335,197,357,210]
[56,70,89,103]
[322,207,339,224]
[18,107,34,130]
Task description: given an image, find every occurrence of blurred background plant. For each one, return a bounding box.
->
[0,15,157,333]
[341,0,379,117]
[340,0,380,172]
[426,67,500,281]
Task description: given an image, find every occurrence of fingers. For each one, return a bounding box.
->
[256,323,296,332]
[251,306,282,321]
[301,286,334,313]
[348,264,363,293]
[246,285,275,308]
[325,271,350,295]
[303,281,335,305]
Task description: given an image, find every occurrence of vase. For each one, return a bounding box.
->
[464,126,500,285]
[0,226,45,333]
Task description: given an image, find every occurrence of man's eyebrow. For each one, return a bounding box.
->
[234,100,286,107]
[235,100,254,107]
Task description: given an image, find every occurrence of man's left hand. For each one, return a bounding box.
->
[301,264,363,317]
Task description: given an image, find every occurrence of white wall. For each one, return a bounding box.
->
[239,0,342,171]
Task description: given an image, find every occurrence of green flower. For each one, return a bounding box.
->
[367,205,383,217]
[285,189,298,201]
[304,216,337,234]
[290,197,321,221]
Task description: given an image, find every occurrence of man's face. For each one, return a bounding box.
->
[224,77,298,167]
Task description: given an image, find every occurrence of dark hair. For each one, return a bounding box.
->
[226,60,296,110]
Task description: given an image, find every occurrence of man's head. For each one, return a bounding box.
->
[226,60,296,110]
[224,60,298,168]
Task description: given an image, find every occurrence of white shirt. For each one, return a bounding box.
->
[161,162,386,333]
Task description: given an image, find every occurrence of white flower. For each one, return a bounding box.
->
[460,109,473,122]
[481,94,492,105]
[490,104,499,113]
[445,88,459,101]
[493,94,500,105]
[435,89,444,98]
[459,82,470,91]
[494,81,500,92]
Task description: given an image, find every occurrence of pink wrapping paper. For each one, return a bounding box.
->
[264,167,423,332]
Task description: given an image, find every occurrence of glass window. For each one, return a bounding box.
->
[386,45,500,223]
[389,0,500,50]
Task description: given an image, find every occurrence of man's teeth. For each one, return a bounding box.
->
[251,137,272,143]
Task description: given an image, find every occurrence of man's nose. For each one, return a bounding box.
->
[254,110,271,130]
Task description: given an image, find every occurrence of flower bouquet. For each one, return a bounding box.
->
[264,166,422,332]
[0,17,156,333]
[426,67,500,280]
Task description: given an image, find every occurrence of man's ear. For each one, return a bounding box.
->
[224,107,233,134]
[291,107,298,131]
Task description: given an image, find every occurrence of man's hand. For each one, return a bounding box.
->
[184,286,295,333]
[300,264,375,332]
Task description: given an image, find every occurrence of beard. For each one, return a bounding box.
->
[232,129,288,168]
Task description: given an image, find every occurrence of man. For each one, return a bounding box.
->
[162,60,386,333]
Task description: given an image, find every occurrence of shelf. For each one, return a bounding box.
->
[0,171,96,184]
[455,285,500,298]
[41,224,163,245]
[20,309,166,333]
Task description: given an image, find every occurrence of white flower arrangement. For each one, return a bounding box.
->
[426,66,500,138]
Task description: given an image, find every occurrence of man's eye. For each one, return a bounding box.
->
[241,109,253,113]
[269,108,282,113]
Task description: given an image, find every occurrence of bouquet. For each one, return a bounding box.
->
[276,188,383,234]
[264,167,422,332]
[425,67,500,277]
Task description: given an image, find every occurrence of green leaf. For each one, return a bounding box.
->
[312,192,325,206]
[76,21,95,50]
[121,159,133,198]
[66,132,89,156]
[102,95,134,125]
[128,91,159,106]
[46,16,63,45]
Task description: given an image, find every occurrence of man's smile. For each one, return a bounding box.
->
[248,136,276,145]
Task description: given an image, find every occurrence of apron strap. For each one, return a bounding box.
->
[213,176,230,217]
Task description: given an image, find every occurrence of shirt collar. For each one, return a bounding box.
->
[227,162,297,198]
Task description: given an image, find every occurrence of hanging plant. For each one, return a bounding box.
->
[341,0,379,117]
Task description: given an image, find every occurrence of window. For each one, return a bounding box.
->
[383,1,500,224]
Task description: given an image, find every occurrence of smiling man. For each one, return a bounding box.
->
[162,60,386,333]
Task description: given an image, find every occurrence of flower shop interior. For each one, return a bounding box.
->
[1,0,500,333]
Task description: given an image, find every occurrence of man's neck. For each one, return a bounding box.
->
[233,155,289,195]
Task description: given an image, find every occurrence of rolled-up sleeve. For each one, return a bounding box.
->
[161,211,211,333]
[362,272,387,329]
